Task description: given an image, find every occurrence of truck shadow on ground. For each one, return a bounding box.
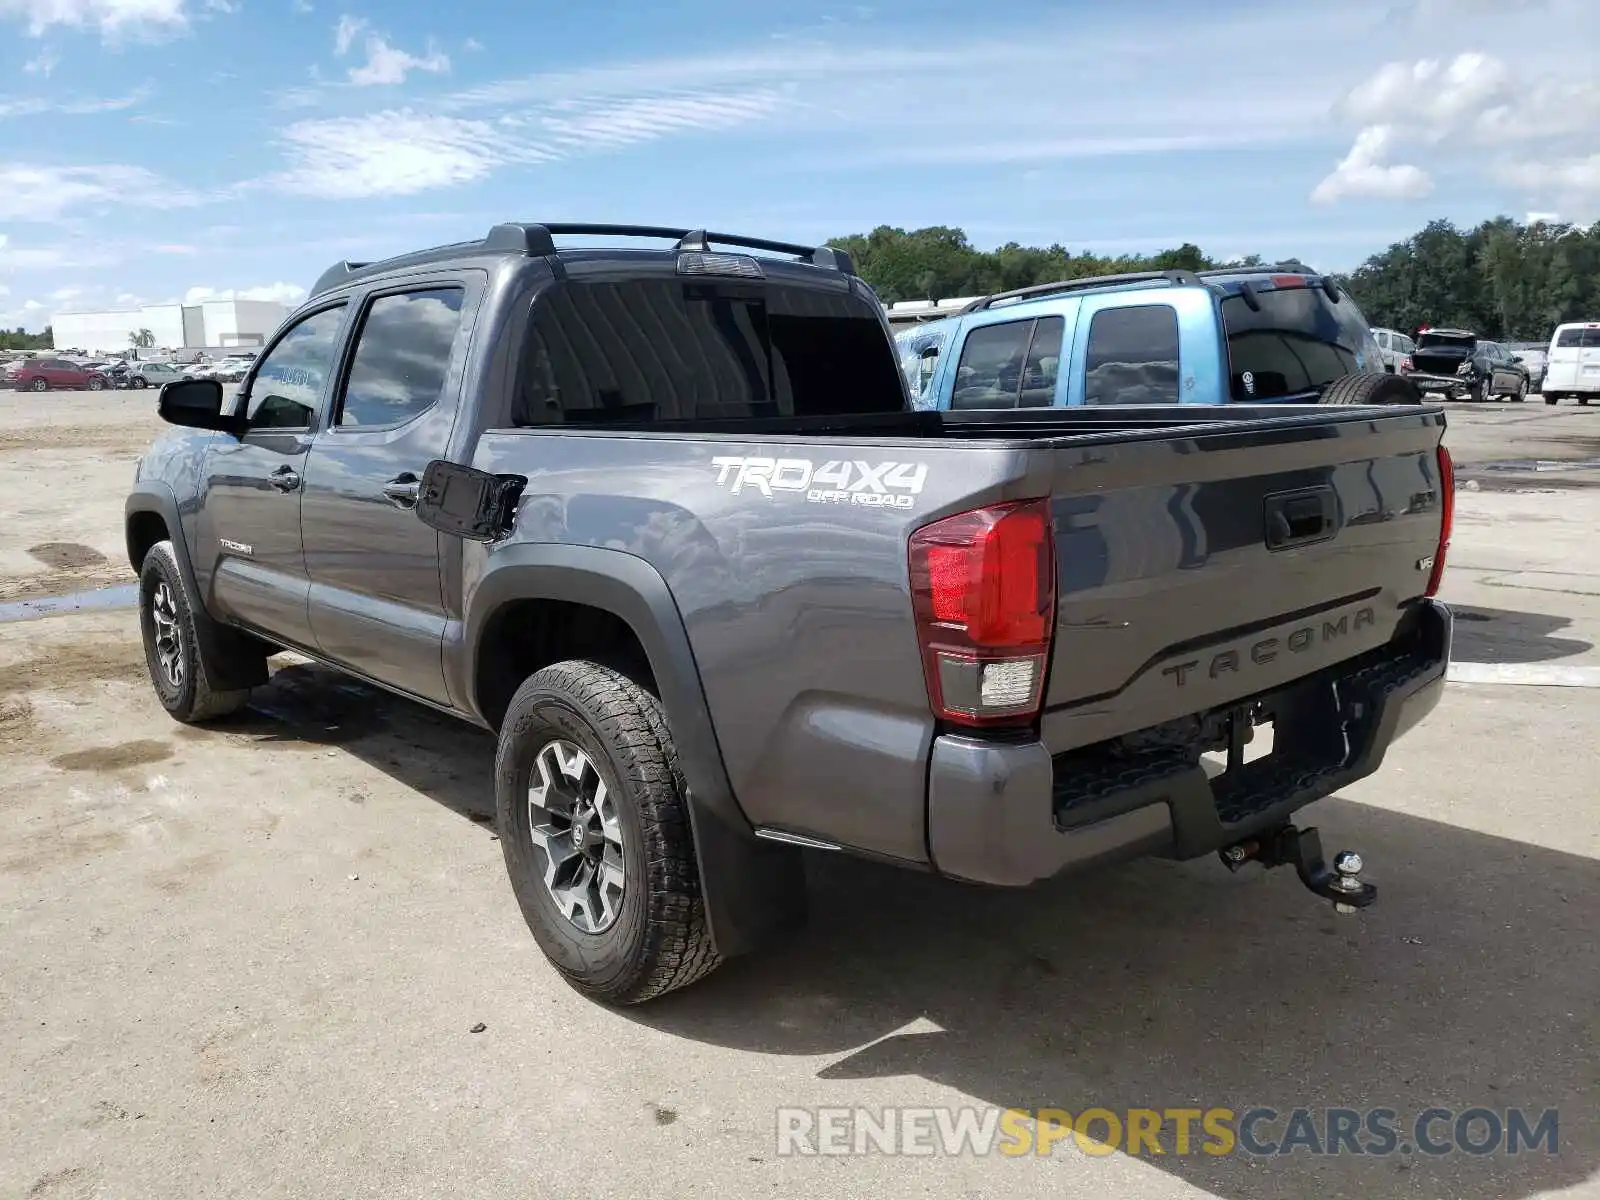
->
[1449,604,1594,664]
[227,661,1596,1200]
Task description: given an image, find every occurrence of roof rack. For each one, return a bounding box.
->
[308,222,856,300]
[489,222,855,273]
[310,260,372,297]
[1195,261,1320,277]
[960,269,1202,314]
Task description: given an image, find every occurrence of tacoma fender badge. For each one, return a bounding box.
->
[220,538,254,556]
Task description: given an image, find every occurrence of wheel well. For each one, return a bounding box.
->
[126,510,170,573]
[475,599,657,731]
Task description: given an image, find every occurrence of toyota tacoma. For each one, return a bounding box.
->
[126,222,1455,1004]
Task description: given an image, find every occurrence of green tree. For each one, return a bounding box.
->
[129,328,156,349]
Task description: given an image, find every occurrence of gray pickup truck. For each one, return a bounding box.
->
[126,222,1455,1005]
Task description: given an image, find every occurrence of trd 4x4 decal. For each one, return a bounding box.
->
[710,456,928,508]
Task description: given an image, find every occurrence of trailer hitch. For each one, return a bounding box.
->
[1219,824,1375,913]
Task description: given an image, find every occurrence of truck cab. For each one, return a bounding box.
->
[898,265,1392,410]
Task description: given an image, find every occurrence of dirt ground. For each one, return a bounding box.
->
[2,389,1597,1200]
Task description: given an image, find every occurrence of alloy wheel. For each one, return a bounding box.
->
[526,739,626,934]
[150,582,185,688]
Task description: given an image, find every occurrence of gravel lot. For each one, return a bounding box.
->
[2,390,1596,1200]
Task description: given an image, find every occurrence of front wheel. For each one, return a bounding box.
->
[138,542,256,722]
[131,376,148,389]
[495,660,721,1005]
[1515,378,1529,401]
[87,376,105,391]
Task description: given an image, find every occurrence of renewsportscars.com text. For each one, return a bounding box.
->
[775,1106,1559,1158]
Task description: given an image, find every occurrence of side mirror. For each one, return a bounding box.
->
[157,378,236,433]
[414,460,527,542]
[1511,355,1524,363]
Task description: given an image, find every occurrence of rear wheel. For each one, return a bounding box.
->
[1320,371,1422,406]
[495,660,721,1005]
[1470,375,1490,403]
[1546,394,1560,405]
[1515,377,1529,401]
[29,377,47,392]
[131,376,148,389]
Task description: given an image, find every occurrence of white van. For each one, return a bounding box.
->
[1543,322,1600,405]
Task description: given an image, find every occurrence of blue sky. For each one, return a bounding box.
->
[1,0,1595,330]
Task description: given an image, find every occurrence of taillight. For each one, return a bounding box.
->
[1400,355,1413,372]
[908,499,1055,727]
[1426,446,1453,597]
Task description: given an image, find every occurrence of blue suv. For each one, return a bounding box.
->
[895,265,1417,410]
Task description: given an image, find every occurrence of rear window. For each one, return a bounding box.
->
[1554,327,1600,349]
[512,279,905,426]
[1084,305,1179,405]
[1221,285,1373,400]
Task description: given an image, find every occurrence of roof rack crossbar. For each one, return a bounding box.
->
[961,269,1201,313]
[502,222,855,274]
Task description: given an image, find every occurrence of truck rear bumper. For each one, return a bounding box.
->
[926,599,1452,887]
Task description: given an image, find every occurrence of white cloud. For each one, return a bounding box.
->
[1342,53,1511,130]
[1315,49,1596,206]
[22,46,56,74]
[24,299,44,310]
[0,284,10,296]
[1312,125,1433,204]
[347,34,449,86]
[0,85,149,117]
[332,12,363,53]
[1505,154,1600,199]
[270,110,533,197]
[462,36,481,51]
[0,0,187,37]
[0,163,202,221]
[184,282,306,305]
[50,286,80,300]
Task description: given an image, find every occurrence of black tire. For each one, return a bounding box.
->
[1581,398,1591,406]
[29,377,47,392]
[1545,394,1560,405]
[1514,377,1529,401]
[1320,371,1422,406]
[496,660,721,1005]
[131,376,148,389]
[87,376,105,391]
[1470,375,1490,403]
[138,541,255,722]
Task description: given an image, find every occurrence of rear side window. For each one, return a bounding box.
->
[337,288,465,428]
[513,279,904,425]
[950,317,1064,409]
[1221,287,1369,401]
[1084,305,1179,405]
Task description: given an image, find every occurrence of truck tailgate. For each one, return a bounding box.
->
[1034,408,1447,751]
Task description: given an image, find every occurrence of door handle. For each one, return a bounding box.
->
[382,473,421,508]
[269,465,300,492]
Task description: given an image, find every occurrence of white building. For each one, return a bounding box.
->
[52,300,291,356]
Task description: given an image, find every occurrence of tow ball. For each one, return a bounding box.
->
[1219,825,1376,914]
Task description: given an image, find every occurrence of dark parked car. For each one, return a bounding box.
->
[1401,330,1531,401]
[4,357,110,392]
[127,221,1453,1004]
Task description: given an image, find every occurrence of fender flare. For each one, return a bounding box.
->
[124,484,268,690]
[460,543,806,958]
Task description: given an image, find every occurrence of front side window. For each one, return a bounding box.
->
[338,288,465,428]
[246,305,346,430]
[1084,305,1179,405]
[513,279,904,426]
